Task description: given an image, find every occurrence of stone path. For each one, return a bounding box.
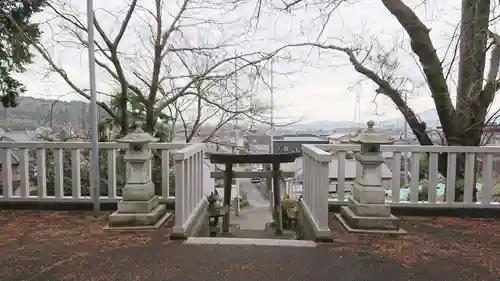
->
[231,180,273,230]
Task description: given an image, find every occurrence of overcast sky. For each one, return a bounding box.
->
[16,0,500,124]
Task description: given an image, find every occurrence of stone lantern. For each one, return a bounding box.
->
[107,125,169,229]
[336,120,405,234]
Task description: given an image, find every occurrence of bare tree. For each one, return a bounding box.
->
[169,58,271,142]
[274,0,500,200]
[7,0,282,137]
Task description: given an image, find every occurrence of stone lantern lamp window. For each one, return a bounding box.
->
[133,144,142,152]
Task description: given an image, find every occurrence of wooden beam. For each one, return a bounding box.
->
[210,171,295,179]
[222,163,233,234]
[272,162,283,235]
[207,152,300,164]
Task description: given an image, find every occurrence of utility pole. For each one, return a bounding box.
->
[353,90,361,134]
[269,58,275,210]
[87,0,100,215]
[234,50,240,216]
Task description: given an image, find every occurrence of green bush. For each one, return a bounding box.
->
[406,179,429,201]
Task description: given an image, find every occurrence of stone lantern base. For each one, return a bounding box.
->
[335,185,406,234]
[106,182,171,230]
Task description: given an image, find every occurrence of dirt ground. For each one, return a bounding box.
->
[0,210,498,281]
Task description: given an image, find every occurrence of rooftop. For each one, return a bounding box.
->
[277,136,327,142]
[0,210,498,281]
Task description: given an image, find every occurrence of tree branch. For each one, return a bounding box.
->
[380,0,457,142]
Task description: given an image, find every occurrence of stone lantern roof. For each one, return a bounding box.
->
[350,120,395,145]
[117,124,158,144]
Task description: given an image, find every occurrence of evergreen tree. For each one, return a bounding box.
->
[0,0,45,107]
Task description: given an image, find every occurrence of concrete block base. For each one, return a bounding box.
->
[352,184,386,204]
[338,206,406,234]
[117,196,159,213]
[335,213,406,234]
[347,197,391,217]
[104,212,172,231]
[107,204,168,228]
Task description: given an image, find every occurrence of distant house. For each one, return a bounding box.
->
[273,134,328,154]
[0,132,33,142]
[244,132,272,154]
[245,132,272,146]
[327,132,351,143]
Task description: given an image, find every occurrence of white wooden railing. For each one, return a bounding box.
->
[0,142,186,202]
[172,143,207,232]
[301,144,333,233]
[312,144,500,208]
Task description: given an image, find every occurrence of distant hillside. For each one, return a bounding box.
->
[381,109,440,128]
[296,109,440,131]
[0,97,99,131]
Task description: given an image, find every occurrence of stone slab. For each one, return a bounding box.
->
[108,204,167,227]
[352,184,386,204]
[335,213,406,234]
[340,206,400,230]
[184,237,316,247]
[347,197,391,217]
[104,212,172,231]
[122,182,155,201]
[117,196,159,214]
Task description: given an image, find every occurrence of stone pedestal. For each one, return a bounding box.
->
[106,126,170,230]
[336,121,405,234]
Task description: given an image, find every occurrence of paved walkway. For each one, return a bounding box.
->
[231,180,273,230]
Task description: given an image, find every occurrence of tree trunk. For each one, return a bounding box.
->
[145,104,156,135]
[119,87,129,137]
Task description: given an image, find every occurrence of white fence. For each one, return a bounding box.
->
[0,141,186,202]
[309,144,500,208]
[298,143,500,239]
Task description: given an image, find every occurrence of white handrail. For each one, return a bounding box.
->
[172,143,207,232]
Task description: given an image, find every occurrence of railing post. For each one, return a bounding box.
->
[161,150,170,198]
[174,158,185,229]
[186,158,191,215]
[183,159,189,221]
[303,154,309,208]
[1,148,13,198]
[199,152,204,201]
[316,159,330,231]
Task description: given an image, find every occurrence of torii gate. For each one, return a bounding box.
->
[207,152,300,235]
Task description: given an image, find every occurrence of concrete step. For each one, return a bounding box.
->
[340,206,400,230]
[184,237,315,247]
[221,228,297,239]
